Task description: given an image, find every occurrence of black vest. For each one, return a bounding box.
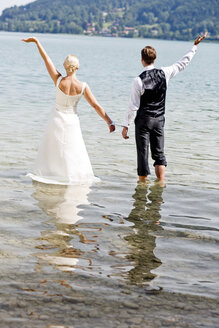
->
[136,69,167,119]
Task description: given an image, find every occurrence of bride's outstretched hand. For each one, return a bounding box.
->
[21,37,38,43]
[109,123,116,133]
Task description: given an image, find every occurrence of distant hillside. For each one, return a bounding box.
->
[0,0,218,40]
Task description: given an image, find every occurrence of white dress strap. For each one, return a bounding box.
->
[80,82,87,96]
[56,75,62,87]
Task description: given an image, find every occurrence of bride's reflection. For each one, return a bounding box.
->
[32,181,92,271]
[125,182,164,286]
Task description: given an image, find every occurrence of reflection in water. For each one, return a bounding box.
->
[32,181,92,271]
[125,183,164,286]
[31,180,164,284]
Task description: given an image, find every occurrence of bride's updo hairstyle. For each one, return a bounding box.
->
[63,54,80,73]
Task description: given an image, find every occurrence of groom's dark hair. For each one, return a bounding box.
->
[141,46,157,65]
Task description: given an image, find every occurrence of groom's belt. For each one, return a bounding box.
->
[138,112,164,118]
[148,112,164,118]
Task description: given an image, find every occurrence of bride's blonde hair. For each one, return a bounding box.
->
[63,54,79,73]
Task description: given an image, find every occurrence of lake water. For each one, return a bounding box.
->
[0,32,218,327]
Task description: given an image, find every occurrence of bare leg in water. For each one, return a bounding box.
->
[155,165,165,181]
[139,165,165,183]
[139,175,147,183]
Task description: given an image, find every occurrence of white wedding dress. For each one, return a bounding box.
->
[28,77,97,185]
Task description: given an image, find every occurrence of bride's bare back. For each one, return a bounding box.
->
[58,76,84,96]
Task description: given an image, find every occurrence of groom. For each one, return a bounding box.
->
[122,33,207,183]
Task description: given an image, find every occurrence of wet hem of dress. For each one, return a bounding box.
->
[26,173,101,185]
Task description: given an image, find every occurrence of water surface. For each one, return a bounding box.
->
[0,32,218,327]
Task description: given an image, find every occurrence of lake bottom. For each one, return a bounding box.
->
[0,169,218,328]
[1,270,218,328]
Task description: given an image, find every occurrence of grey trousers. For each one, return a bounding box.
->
[135,115,167,176]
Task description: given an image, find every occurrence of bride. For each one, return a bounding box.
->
[22,37,115,185]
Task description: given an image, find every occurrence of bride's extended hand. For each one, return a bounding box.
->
[109,123,116,133]
[21,37,38,43]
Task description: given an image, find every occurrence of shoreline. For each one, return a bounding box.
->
[0,29,218,43]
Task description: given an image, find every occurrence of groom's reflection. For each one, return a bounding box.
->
[32,182,92,271]
[125,182,164,285]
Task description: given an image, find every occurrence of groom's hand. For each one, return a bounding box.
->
[122,126,129,139]
[194,32,208,45]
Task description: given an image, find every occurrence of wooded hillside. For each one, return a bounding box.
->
[0,0,218,40]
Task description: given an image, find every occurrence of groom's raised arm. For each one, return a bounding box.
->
[161,46,197,83]
[162,32,207,84]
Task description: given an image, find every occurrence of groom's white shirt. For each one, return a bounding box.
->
[124,45,197,127]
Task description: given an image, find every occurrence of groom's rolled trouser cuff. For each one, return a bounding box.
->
[135,116,167,176]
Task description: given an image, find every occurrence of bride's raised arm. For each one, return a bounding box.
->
[21,37,61,85]
[83,84,115,133]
